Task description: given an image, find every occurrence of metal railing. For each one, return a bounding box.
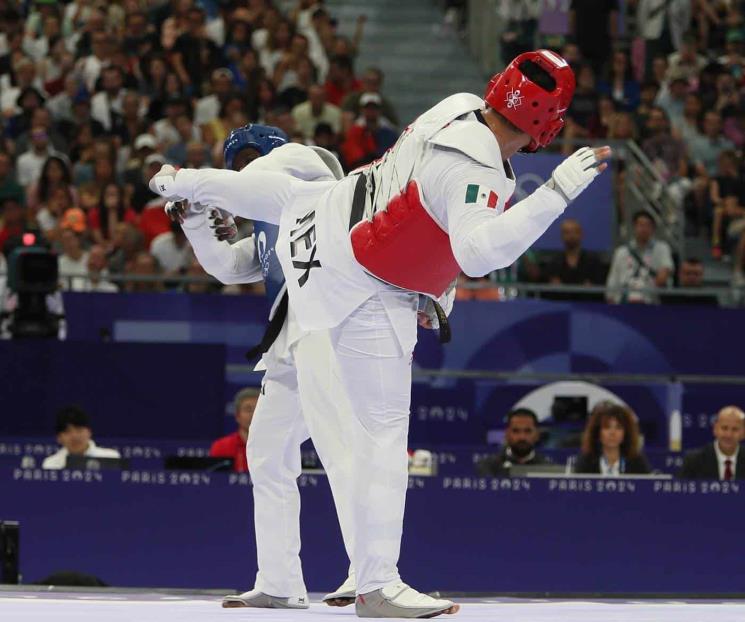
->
[0,272,737,306]
[225,364,745,385]
[623,140,685,258]
[457,280,737,304]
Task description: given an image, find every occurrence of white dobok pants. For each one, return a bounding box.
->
[247,311,356,597]
[292,293,416,595]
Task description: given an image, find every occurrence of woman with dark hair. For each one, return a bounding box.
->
[5,86,46,139]
[27,155,77,216]
[574,402,651,475]
[256,77,277,124]
[224,18,253,65]
[260,18,294,77]
[142,55,184,120]
[202,94,249,154]
[88,183,138,245]
[598,50,640,112]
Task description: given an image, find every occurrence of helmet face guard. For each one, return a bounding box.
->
[484,50,576,152]
[223,124,289,170]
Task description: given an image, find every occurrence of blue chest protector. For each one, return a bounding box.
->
[253,220,285,307]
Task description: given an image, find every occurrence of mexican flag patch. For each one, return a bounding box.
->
[465,184,498,208]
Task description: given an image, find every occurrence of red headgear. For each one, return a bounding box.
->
[484,49,576,152]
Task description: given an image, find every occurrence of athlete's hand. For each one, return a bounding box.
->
[165,200,186,224]
[417,311,433,329]
[165,200,205,225]
[548,146,612,203]
[208,208,238,242]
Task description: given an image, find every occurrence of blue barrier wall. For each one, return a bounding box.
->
[0,341,226,438]
[62,294,745,376]
[3,468,743,593]
[31,293,743,448]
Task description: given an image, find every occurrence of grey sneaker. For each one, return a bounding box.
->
[221,589,309,609]
[355,582,459,618]
[323,574,356,606]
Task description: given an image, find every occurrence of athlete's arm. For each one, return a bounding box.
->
[426,148,609,277]
[419,153,562,276]
[152,166,303,225]
[177,202,264,284]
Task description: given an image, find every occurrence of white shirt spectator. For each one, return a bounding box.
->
[606,238,674,304]
[17,147,57,186]
[36,207,57,234]
[91,90,126,132]
[636,0,692,50]
[63,0,94,33]
[22,34,51,62]
[194,94,221,126]
[153,119,200,150]
[42,440,121,470]
[206,15,225,46]
[47,90,75,123]
[0,253,6,306]
[76,54,107,93]
[292,100,342,139]
[298,23,329,83]
[82,275,119,293]
[252,28,269,52]
[150,231,192,273]
[59,251,90,291]
[0,83,47,117]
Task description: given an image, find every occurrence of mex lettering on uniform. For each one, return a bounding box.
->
[289,210,321,287]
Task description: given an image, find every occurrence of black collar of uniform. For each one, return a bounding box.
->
[474,109,488,127]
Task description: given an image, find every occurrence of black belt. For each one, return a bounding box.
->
[348,173,451,345]
[431,300,451,344]
[245,291,289,361]
[349,172,370,230]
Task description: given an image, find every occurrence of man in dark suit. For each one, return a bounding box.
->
[678,406,745,480]
[477,408,552,477]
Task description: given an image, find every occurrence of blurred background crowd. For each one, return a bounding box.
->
[1,0,745,304]
[0,0,397,298]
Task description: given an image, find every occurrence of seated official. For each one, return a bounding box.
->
[477,408,552,476]
[209,387,259,473]
[574,402,651,475]
[678,405,745,480]
[42,406,121,470]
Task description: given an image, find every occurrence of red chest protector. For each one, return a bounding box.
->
[350,180,460,298]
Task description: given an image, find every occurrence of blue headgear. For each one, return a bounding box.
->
[223,124,289,170]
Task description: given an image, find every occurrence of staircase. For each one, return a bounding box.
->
[326,0,486,126]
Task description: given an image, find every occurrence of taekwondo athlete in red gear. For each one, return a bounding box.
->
[150,50,611,619]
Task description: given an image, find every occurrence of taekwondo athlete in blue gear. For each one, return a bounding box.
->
[166,123,358,610]
[223,124,289,326]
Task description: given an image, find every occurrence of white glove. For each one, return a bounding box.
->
[547,146,604,204]
[149,164,182,200]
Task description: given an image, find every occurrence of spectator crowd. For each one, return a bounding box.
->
[0,0,396,296]
[462,0,745,304]
[2,0,745,305]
